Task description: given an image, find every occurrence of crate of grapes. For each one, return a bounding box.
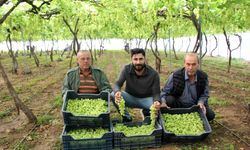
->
[61,125,113,150]
[113,118,162,149]
[160,105,212,143]
[62,90,110,127]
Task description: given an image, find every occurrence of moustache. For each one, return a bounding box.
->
[133,64,146,71]
[135,64,144,67]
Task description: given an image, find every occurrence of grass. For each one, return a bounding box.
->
[13,142,29,150]
[208,71,248,86]
[209,97,230,107]
[28,132,38,141]
[36,114,54,125]
[223,144,235,150]
[204,57,249,73]
[1,95,12,102]
[0,109,12,119]
[179,142,236,150]
[51,95,63,109]
[181,144,214,150]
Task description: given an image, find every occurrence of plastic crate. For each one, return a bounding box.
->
[62,90,110,127]
[61,125,113,150]
[160,105,212,143]
[113,118,162,149]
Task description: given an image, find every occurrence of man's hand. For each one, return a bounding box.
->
[114,91,121,104]
[198,103,206,115]
[153,101,161,110]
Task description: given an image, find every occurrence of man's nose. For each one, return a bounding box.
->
[135,60,140,63]
[188,65,192,69]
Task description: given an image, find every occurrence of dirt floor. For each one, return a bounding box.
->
[0,52,249,150]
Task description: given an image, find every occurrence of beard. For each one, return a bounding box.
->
[133,63,146,71]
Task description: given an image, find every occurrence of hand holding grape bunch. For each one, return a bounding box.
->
[115,91,125,116]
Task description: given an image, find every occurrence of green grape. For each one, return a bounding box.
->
[66,98,108,116]
[150,105,156,127]
[162,112,204,135]
[114,123,155,136]
[118,96,125,116]
[67,128,108,139]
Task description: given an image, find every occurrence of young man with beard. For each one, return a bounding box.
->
[160,53,215,121]
[113,48,161,122]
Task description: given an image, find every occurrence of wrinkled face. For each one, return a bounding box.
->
[132,53,146,71]
[184,55,199,77]
[77,51,91,70]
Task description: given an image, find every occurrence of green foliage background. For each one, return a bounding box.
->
[0,0,250,42]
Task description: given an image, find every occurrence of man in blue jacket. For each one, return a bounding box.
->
[160,53,215,121]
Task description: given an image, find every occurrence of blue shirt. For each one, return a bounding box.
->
[160,70,209,107]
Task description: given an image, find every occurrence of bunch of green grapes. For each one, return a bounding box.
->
[114,123,155,136]
[162,112,204,135]
[118,96,125,116]
[150,105,156,127]
[67,128,108,139]
[66,98,107,116]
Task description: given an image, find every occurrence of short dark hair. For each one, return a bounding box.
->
[130,48,145,57]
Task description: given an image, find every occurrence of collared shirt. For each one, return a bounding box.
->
[160,70,209,107]
[78,70,99,94]
[113,64,160,102]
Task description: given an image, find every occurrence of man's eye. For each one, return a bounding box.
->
[81,58,90,60]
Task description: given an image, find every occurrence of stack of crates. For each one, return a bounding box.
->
[61,90,113,150]
[160,105,212,143]
[113,117,162,149]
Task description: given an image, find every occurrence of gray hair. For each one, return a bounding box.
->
[184,52,199,64]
